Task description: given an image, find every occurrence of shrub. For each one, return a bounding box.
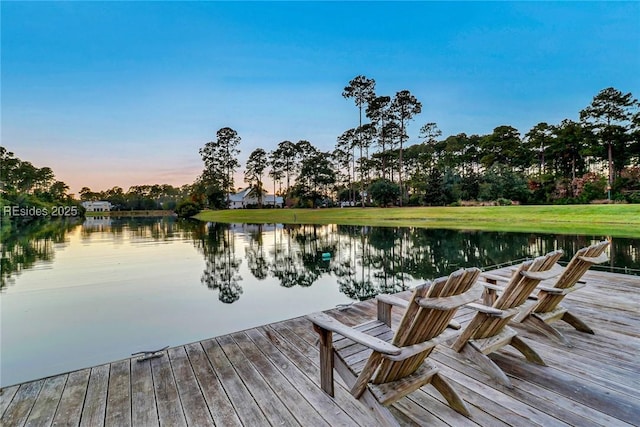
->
[369,179,400,207]
[175,200,201,218]
[627,192,640,204]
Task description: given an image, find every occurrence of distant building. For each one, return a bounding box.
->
[81,201,112,212]
[228,188,283,209]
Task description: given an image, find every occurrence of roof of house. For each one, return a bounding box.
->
[228,188,251,202]
[228,188,282,204]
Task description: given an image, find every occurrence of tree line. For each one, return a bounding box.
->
[192,80,639,211]
[0,146,80,221]
[79,184,191,211]
[0,147,192,218]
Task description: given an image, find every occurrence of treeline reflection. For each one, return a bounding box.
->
[2,218,638,301]
[184,220,639,303]
[1,218,80,289]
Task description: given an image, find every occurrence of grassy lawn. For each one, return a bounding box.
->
[195,204,640,238]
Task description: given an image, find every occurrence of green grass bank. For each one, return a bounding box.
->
[195,205,640,238]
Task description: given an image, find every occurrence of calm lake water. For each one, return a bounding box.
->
[1,217,638,386]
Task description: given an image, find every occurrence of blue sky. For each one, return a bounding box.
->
[2,1,639,194]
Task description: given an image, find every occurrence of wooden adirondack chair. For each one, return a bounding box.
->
[511,240,610,346]
[307,267,483,426]
[452,250,564,388]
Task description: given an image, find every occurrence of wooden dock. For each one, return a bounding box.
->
[2,269,639,426]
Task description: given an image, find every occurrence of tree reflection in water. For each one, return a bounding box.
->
[191,222,243,303]
[196,223,639,303]
[1,218,79,290]
[3,217,639,301]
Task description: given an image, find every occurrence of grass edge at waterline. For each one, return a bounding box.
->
[195,205,640,238]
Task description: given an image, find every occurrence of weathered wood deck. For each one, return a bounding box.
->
[2,269,639,426]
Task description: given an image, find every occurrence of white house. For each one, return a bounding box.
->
[228,188,283,209]
[81,201,112,212]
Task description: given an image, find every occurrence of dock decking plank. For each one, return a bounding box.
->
[183,342,242,427]
[407,388,507,427]
[79,364,109,427]
[104,359,131,427]
[520,334,638,395]
[216,334,300,426]
[1,380,44,427]
[166,346,214,427]
[494,352,640,425]
[201,338,270,426]
[24,374,66,427]
[150,350,186,427]
[431,356,557,427]
[391,396,451,427]
[51,369,90,427]
[229,331,332,427]
[433,350,612,427]
[0,385,20,418]
[130,354,158,427]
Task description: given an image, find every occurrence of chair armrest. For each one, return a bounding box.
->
[481,272,510,284]
[481,282,506,292]
[578,253,609,265]
[466,302,504,315]
[465,303,519,319]
[447,320,461,330]
[537,282,586,295]
[307,312,401,355]
[520,263,564,280]
[376,294,409,309]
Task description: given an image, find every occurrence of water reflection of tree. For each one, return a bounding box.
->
[269,224,336,288]
[244,224,268,280]
[367,227,411,295]
[333,226,378,301]
[1,219,78,289]
[192,222,243,303]
[607,238,639,273]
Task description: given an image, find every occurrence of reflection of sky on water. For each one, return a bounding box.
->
[1,217,638,387]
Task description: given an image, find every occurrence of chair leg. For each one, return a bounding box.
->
[431,372,471,417]
[510,336,546,366]
[562,312,595,334]
[523,315,573,347]
[460,343,513,388]
[313,324,334,396]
